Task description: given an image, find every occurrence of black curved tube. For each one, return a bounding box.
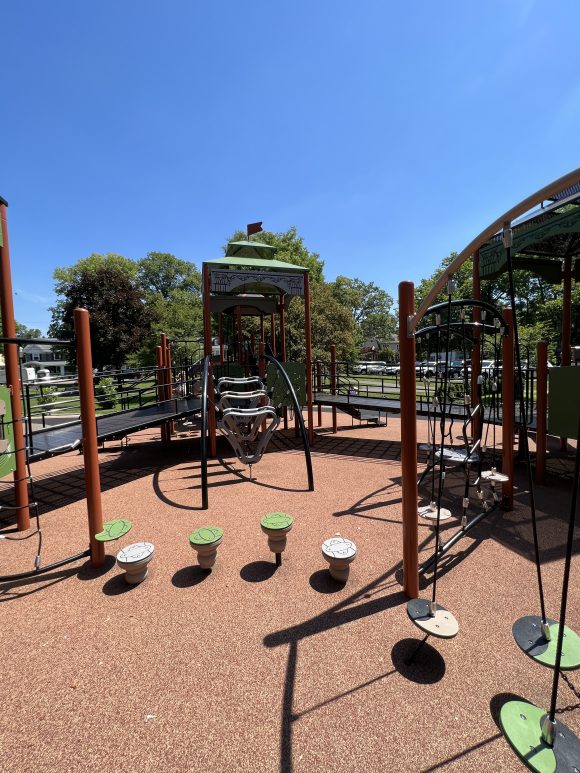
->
[0,548,90,583]
[200,355,210,510]
[425,298,509,332]
[263,354,314,491]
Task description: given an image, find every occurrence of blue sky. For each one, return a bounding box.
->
[2,0,579,333]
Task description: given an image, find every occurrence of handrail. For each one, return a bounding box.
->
[200,355,210,509]
[263,354,314,491]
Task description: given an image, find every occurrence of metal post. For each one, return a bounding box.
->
[316,361,322,426]
[304,272,314,445]
[279,294,288,430]
[502,308,515,510]
[218,314,224,364]
[270,312,276,356]
[399,281,419,599]
[74,308,105,567]
[330,344,337,433]
[535,340,548,485]
[471,250,482,441]
[202,264,217,457]
[0,198,29,530]
[156,346,168,444]
[560,255,573,451]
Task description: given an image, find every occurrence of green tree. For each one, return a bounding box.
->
[331,276,395,348]
[49,265,158,370]
[137,252,201,299]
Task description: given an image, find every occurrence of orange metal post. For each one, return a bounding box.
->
[0,199,29,530]
[155,345,168,443]
[160,333,173,440]
[399,281,419,599]
[316,361,322,426]
[535,340,548,485]
[279,294,288,430]
[560,255,573,450]
[304,272,314,445]
[502,308,515,510]
[330,344,337,433]
[270,313,276,356]
[218,314,224,364]
[74,308,105,568]
[471,250,482,440]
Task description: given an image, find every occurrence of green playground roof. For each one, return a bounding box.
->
[225,239,277,259]
[206,256,308,272]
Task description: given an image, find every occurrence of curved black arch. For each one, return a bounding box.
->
[423,298,509,332]
[263,354,314,492]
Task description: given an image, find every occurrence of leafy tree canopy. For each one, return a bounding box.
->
[49,265,158,370]
[137,252,201,300]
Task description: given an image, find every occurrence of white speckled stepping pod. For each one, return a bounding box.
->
[116,542,155,584]
[322,536,357,582]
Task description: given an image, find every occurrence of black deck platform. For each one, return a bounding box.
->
[313,392,467,418]
[27,397,201,461]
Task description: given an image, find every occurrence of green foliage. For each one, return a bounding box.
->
[15,322,42,339]
[49,265,158,370]
[94,377,118,410]
[53,253,138,295]
[36,386,61,407]
[137,252,201,299]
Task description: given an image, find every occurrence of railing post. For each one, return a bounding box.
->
[74,308,105,568]
[316,361,322,427]
[330,345,337,433]
[156,346,168,444]
[535,340,548,485]
[502,308,515,510]
[399,281,419,599]
[0,199,30,530]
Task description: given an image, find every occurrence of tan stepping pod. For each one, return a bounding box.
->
[261,513,293,566]
[189,526,224,569]
[322,535,357,582]
[116,542,155,584]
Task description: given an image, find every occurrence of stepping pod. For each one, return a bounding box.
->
[322,536,357,582]
[189,526,224,570]
[261,513,293,566]
[116,542,155,584]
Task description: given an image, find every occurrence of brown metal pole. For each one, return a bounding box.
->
[471,250,482,441]
[155,345,168,443]
[316,361,322,426]
[502,308,515,510]
[304,272,314,445]
[160,333,172,440]
[279,293,287,362]
[535,340,548,485]
[399,281,419,599]
[560,255,573,451]
[330,344,337,433]
[74,308,105,568]
[0,199,29,530]
[279,294,288,430]
[236,307,243,365]
[270,313,276,356]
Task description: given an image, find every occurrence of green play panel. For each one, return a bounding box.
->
[189,526,224,545]
[0,386,16,480]
[534,624,580,670]
[261,512,293,530]
[499,701,555,773]
[95,519,132,542]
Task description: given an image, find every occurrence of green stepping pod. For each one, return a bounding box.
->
[261,513,293,530]
[189,526,224,546]
[95,519,132,542]
[500,701,555,773]
[534,623,580,670]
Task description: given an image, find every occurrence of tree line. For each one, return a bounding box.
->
[47,227,396,371]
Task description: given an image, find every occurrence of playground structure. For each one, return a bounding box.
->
[0,174,580,771]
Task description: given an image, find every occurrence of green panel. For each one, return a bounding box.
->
[267,362,306,407]
[499,701,555,773]
[531,623,580,670]
[0,386,16,480]
[548,367,580,439]
[206,256,307,272]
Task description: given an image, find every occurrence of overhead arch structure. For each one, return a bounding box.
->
[400,167,580,599]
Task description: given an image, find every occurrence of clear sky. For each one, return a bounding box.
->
[2,0,579,333]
